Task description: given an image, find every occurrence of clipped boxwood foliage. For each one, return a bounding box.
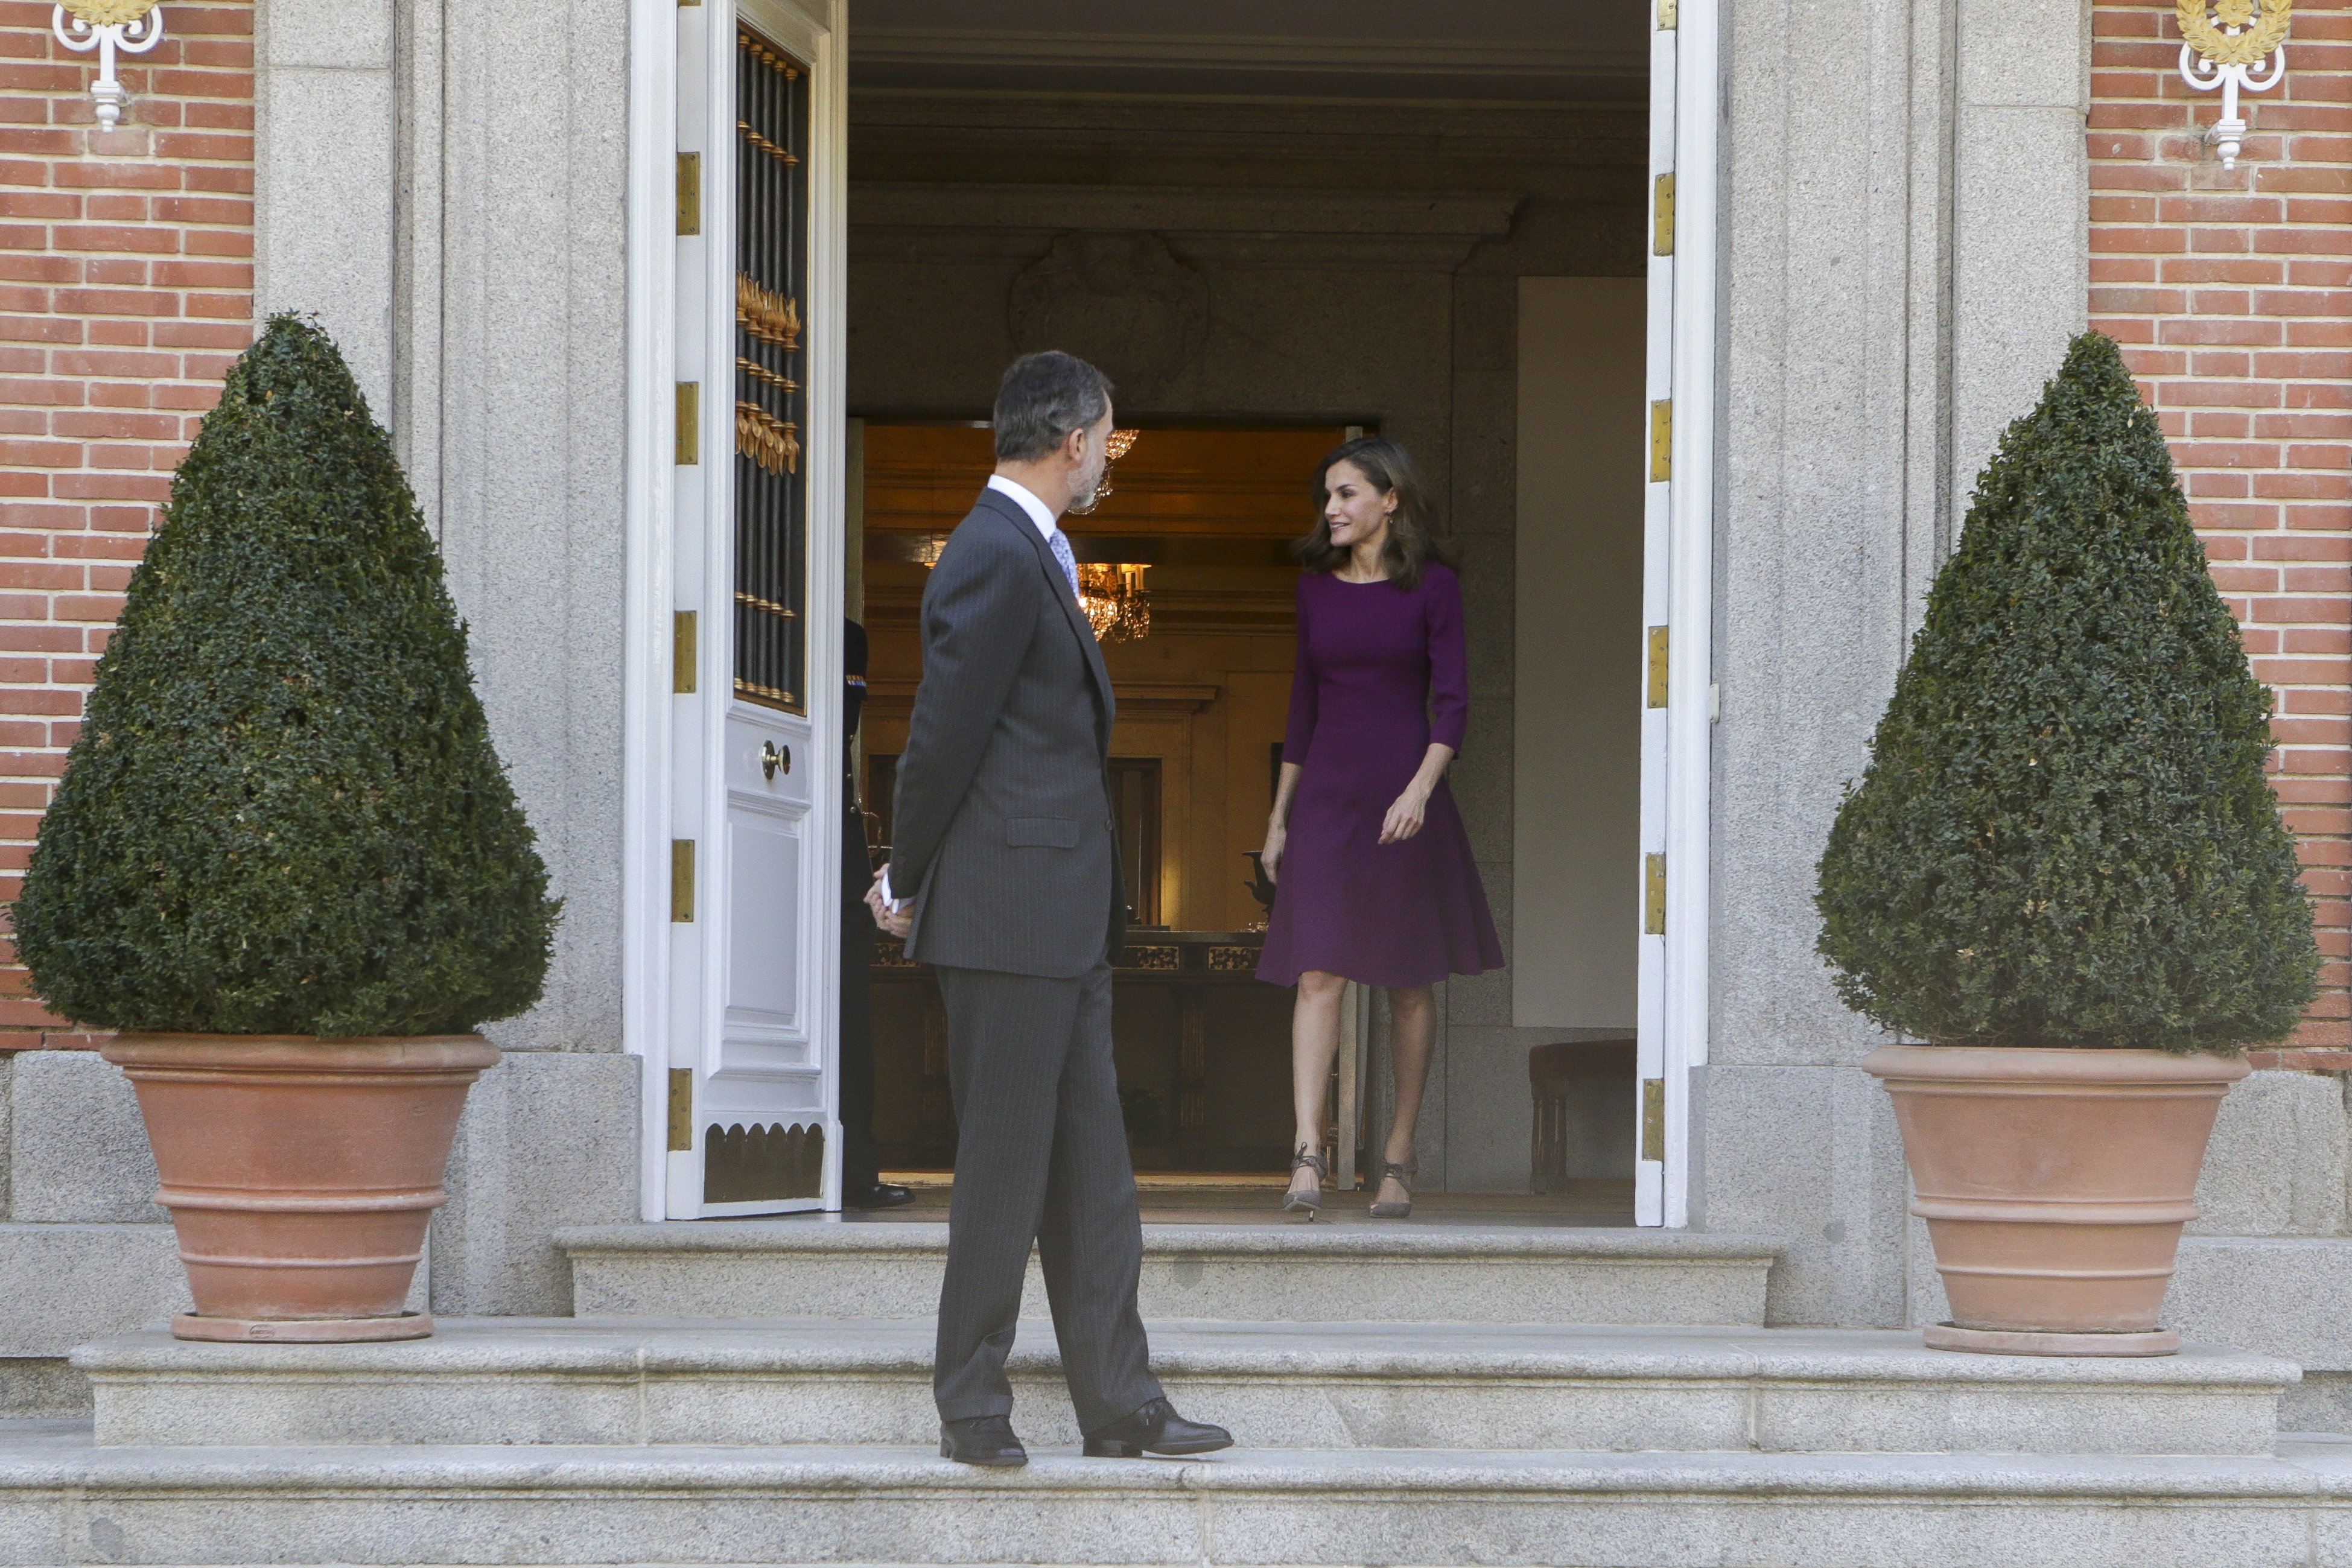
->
[1814,332,2315,1055]
[12,315,559,1036]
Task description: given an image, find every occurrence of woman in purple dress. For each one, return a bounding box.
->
[1258,437,1503,1218]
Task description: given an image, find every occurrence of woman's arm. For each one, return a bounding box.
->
[1263,585,1317,880]
[1381,571,1468,843]
[1262,760,1303,880]
[1279,582,1318,761]
[1426,567,1469,752]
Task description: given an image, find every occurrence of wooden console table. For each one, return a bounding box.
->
[869,930,1292,1172]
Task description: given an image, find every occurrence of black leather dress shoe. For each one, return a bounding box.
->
[843,1180,915,1210]
[939,1414,1027,1467]
[1081,1397,1233,1459]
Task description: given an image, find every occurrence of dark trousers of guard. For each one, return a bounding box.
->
[929,960,1162,1432]
[839,805,880,1192]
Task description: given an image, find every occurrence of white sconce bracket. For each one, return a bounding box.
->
[2177,0,2292,171]
[51,0,164,132]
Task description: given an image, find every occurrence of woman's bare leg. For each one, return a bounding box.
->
[1288,971,1347,1199]
[1378,985,1437,1205]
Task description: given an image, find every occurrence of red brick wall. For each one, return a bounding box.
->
[2090,0,2352,1048]
[0,0,253,1047]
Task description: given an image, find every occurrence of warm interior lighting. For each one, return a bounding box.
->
[908,430,1151,638]
[1067,428,1142,515]
[911,541,1150,644]
[1078,562,1151,644]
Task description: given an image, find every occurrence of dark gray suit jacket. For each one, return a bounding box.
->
[891,487,1125,978]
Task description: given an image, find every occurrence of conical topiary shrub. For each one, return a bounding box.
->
[1816,331,2316,1056]
[12,314,559,1037]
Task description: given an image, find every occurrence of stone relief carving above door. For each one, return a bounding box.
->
[1008,233,1210,400]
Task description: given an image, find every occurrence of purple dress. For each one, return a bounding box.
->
[1257,563,1504,989]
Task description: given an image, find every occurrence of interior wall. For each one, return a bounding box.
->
[1511,278,1644,1031]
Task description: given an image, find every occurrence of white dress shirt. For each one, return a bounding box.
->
[987,472,1060,542]
[877,474,1063,913]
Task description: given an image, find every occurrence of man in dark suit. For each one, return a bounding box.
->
[866,352,1230,1469]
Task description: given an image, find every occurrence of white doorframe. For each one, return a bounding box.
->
[622,0,682,1224]
[1636,0,1718,1228]
[623,0,848,1222]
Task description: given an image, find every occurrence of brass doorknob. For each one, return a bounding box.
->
[761,740,790,781]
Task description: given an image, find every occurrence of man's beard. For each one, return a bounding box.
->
[1063,462,1108,516]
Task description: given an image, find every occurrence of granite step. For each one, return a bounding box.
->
[5,1420,2351,1568]
[70,1318,2298,1457]
[553,1220,1784,1325]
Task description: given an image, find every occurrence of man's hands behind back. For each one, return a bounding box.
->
[865,865,914,938]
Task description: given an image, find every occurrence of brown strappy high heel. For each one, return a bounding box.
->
[1368,1160,1416,1219]
[1283,1144,1327,1214]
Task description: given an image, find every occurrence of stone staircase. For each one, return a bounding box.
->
[4,1220,2351,1567]
[556,1219,1782,1324]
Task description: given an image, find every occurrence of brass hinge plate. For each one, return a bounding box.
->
[1647,626,1670,709]
[1650,400,1672,483]
[673,610,698,694]
[676,152,701,234]
[1653,172,1676,256]
[676,382,698,466]
[1658,0,1677,27]
[667,1069,694,1151]
[1641,1078,1665,1161]
[672,839,696,922]
[1644,851,1667,935]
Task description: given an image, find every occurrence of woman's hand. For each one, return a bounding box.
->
[1379,787,1429,845]
[1379,744,1455,846]
[1260,821,1287,883]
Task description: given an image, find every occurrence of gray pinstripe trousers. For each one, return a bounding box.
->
[931,960,1162,1432]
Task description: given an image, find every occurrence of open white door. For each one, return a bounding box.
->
[1635,0,1717,1227]
[658,0,847,1217]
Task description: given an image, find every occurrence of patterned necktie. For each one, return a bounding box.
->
[1047,527,1080,597]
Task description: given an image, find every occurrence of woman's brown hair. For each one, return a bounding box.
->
[1292,436,1454,588]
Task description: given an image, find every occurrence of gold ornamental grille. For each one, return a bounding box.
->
[733,25,807,714]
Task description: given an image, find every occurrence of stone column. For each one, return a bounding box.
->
[1696,0,2089,1327]
[253,0,398,419]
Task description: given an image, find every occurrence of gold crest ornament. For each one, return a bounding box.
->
[61,0,157,25]
[2175,0,2292,169]
[2176,0,2292,67]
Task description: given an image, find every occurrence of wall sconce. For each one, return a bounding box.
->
[2177,0,2292,170]
[52,0,163,132]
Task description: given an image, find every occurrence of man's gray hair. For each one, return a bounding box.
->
[993,352,1114,463]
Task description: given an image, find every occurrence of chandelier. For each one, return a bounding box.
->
[1077,562,1151,644]
[1073,428,1147,640]
[909,429,1150,639]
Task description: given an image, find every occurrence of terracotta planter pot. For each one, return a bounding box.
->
[101,1032,500,1343]
[1863,1044,2247,1356]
